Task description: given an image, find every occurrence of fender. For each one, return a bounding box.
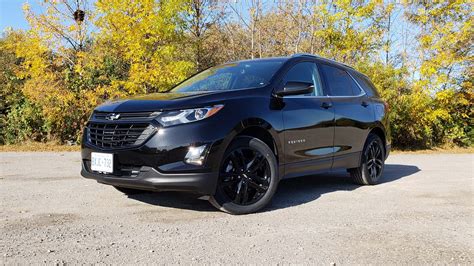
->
[368,121,389,144]
[221,118,282,156]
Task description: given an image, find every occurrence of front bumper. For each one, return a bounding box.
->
[80,117,232,196]
[81,162,218,195]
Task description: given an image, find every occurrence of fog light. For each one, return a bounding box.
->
[185,145,208,165]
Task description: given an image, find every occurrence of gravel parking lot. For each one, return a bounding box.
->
[0,152,473,264]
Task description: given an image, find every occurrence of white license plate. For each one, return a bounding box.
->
[91,152,113,173]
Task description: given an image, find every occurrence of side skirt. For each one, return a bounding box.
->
[332,151,362,169]
[281,157,332,180]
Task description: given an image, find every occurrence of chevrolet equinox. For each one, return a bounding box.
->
[81,54,390,214]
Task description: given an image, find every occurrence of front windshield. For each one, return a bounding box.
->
[171,60,284,92]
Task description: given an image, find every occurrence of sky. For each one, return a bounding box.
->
[0,0,34,31]
[0,0,46,32]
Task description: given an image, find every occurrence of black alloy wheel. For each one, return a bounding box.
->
[366,140,384,180]
[349,133,385,185]
[219,147,271,205]
[210,136,279,214]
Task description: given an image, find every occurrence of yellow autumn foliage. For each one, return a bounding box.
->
[0,0,472,148]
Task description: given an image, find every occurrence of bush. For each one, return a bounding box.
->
[4,100,48,144]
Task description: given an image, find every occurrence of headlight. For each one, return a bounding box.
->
[155,105,224,127]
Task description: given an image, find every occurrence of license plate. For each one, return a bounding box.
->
[91,152,113,173]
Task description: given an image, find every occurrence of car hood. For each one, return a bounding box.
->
[94,91,229,113]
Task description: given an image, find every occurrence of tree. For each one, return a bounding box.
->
[95,0,194,94]
[310,0,390,65]
[405,0,473,145]
[182,0,224,70]
[6,0,95,142]
[226,0,264,59]
[405,0,472,92]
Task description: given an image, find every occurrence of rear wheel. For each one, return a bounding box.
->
[209,136,279,214]
[113,186,143,195]
[349,133,385,185]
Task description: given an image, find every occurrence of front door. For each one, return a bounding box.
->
[281,61,335,178]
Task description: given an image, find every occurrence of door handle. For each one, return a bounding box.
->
[321,102,333,109]
[361,101,369,107]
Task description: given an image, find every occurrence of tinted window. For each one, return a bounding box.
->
[352,72,380,97]
[283,62,324,96]
[320,64,361,96]
[172,60,284,92]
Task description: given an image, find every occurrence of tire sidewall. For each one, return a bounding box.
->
[211,136,279,214]
[361,134,385,185]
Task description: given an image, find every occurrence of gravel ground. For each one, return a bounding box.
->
[0,152,473,264]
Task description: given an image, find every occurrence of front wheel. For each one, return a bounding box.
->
[209,136,279,214]
[349,133,385,185]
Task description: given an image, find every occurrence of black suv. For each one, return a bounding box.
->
[81,54,390,214]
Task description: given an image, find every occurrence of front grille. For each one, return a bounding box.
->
[87,123,155,149]
[93,111,159,121]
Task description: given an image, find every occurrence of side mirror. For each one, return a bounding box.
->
[275,82,314,97]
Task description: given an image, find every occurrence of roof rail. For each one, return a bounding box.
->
[291,53,354,69]
[291,53,318,58]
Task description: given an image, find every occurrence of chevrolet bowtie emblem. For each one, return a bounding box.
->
[105,113,120,120]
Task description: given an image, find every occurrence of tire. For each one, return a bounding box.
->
[209,136,279,214]
[113,186,144,195]
[349,133,385,185]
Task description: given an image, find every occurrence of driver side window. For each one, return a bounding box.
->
[283,62,324,96]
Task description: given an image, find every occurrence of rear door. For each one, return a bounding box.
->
[281,61,335,177]
[318,63,374,169]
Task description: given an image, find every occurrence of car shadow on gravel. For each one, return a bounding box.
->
[127,191,217,212]
[126,164,419,213]
[268,164,420,211]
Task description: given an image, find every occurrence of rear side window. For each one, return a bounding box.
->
[351,72,380,97]
[320,64,362,96]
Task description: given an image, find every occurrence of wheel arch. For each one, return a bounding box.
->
[237,127,278,158]
[224,118,281,162]
[368,125,387,155]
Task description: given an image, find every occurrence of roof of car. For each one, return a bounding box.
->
[233,57,290,64]
[232,54,355,71]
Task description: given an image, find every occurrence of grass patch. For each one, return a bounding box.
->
[0,142,80,152]
[392,146,474,154]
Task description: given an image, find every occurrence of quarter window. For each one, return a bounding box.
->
[352,72,380,97]
[283,62,324,96]
[320,64,362,96]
